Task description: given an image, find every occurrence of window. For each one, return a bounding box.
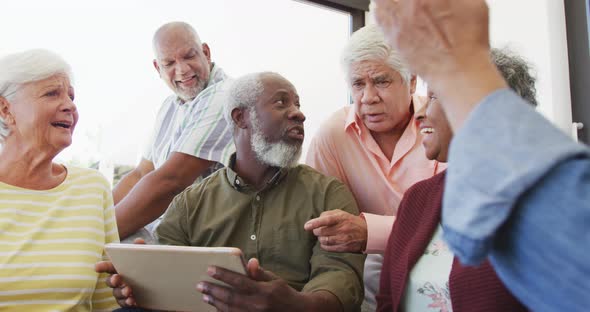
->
[1,0,354,183]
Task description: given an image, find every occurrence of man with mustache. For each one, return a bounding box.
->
[113,21,234,241]
[100,72,365,312]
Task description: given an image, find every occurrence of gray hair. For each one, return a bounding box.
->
[491,48,538,106]
[224,72,280,128]
[0,49,72,142]
[341,24,411,84]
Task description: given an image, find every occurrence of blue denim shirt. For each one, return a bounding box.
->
[442,89,590,311]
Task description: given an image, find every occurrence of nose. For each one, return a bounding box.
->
[415,100,429,122]
[60,96,77,114]
[175,60,190,75]
[288,106,306,123]
[360,84,379,105]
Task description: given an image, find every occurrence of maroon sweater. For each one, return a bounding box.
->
[376,171,527,312]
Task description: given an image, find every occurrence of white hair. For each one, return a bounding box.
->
[341,24,411,84]
[250,109,301,168]
[0,49,72,142]
[223,72,266,128]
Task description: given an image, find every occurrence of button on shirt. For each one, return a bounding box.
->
[156,158,366,312]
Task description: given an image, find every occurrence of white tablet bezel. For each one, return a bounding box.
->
[105,243,246,312]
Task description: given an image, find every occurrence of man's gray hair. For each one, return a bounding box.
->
[0,49,72,142]
[223,72,273,128]
[492,48,538,106]
[341,24,411,84]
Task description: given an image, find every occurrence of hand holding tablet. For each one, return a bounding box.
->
[103,243,247,312]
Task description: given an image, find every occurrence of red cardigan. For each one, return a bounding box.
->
[376,171,527,312]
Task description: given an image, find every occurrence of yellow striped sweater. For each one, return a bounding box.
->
[0,166,119,311]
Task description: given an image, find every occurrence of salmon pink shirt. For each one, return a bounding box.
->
[306,96,445,253]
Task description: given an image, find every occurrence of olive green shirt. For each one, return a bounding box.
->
[156,161,365,312]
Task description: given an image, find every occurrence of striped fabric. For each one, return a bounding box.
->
[0,166,119,311]
[143,64,235,170]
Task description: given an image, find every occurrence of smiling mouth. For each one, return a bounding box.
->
[420,127,435,134]
[51,122,72,129]
[176,76,197,85]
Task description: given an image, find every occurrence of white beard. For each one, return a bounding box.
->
[249,110,302,168]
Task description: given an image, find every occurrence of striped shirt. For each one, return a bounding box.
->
[143,63,235,170]
[0,166,119,312]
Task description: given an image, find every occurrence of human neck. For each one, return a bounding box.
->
[371,117,410,161]
[0,140,65,189]
[233,150,281,191]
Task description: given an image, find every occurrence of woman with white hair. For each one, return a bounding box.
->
[305,24,444,310]
[0,49,118,311]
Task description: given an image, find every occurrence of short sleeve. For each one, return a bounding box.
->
[173,80,235,166]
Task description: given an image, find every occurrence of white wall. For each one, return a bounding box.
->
[367,0,574,135]
[488,0,572,134]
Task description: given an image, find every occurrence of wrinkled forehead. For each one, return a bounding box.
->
[350,60,397,78]
[154,29,200,59]
[261,74,297,95]
[20,73,73,92]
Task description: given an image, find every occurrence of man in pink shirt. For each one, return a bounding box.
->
[304,24,444,311]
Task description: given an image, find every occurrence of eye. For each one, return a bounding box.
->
[44,90,59,97]
[185,53,196,60]
[352,80,365,89]
[163,61,174,68]
[374,79,392,89]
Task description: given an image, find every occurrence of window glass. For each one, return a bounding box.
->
[0,0,350,182]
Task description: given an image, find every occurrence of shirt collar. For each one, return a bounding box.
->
[225,153,290,192]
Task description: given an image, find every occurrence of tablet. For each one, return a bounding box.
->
[105,243,246,312]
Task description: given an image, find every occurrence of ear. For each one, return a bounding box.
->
[153,59,161,76]
[409,75,417,95]
[0,97,13,125]
[231,107,249,129]
[202,43,212,65]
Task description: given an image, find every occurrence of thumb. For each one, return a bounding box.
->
[247,258,277,282]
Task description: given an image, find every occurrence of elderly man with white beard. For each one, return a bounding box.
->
[102,72,365,312]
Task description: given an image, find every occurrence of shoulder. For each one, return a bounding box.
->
[63,166,113,205]
[194,76,231,104]
[398,171,446,215]
[292,165,358,214]
[313,107,350,140]
[65,166,110,188]
[292,165,350,192]
[293,164,339,181]
[405,171,446,198]
[176,168,226,201]
[156,95,178,113]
